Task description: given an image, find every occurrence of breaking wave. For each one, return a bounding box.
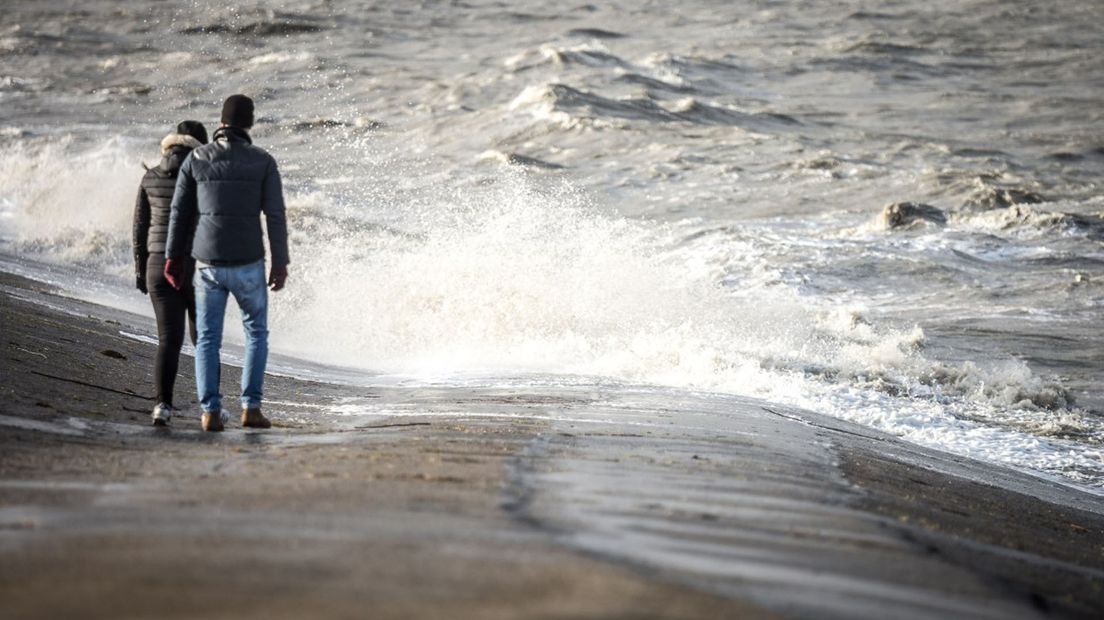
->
[0,137,142,274]
[509,82,796,131]
[1,133,1101,486]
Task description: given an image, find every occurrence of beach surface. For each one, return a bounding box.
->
[1,267,1102,619]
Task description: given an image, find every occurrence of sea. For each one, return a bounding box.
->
[1,0,1102,493]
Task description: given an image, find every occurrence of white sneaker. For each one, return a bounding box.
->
[152,403,172,426]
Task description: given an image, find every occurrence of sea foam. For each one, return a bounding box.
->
[2,137,1101,488]
[0,137,142,275]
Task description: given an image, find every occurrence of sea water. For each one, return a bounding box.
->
[0,0,1101,490]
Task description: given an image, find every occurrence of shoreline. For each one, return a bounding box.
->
[0,269,775,619]
[1,268,1102,618]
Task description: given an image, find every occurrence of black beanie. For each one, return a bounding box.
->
[176,120,208,145]
[221,94,255,129]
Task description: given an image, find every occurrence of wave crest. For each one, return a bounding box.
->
[0,137,140,273]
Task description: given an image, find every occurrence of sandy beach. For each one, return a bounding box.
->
[3,1,1104,618]
[1,267,1101,619]
[0,268,776,619]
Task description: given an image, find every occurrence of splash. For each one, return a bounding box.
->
[0,136,143,275]
[266,162,1076,420]
[1,137,1099,486]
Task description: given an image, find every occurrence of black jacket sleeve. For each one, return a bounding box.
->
[261,156,290,267]
[165,156,197,260]
[132,179,151,276]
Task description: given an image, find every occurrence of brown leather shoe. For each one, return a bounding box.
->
[201,410,225,432]
[242,407,271,429]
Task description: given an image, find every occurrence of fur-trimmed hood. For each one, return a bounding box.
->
[160,132,203,154]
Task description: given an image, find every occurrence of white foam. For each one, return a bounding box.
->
[0,136,143,277]
[248,51,314,65]
[3,138,1101,489]
[508,84,577,127]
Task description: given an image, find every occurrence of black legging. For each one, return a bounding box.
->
[146,253,196,407]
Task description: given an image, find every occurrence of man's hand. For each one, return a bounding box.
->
[136,275,148,295]
[164,259,184,290]
[269,264,288,291]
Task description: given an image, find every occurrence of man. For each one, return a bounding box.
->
[164,94,290,432]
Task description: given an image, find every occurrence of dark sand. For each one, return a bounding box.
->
[1,269,1102,619]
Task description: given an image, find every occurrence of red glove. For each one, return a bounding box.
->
[269,264,288,291]
[164,259,184,290]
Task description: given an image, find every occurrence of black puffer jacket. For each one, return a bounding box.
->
[132,133,203,274]
[165,127,289,267]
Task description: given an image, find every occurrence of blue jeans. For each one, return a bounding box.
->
[193,260,268,413]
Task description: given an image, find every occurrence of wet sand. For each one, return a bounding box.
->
[1,269,1102,619]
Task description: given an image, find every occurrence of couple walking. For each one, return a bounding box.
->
[132,94,290,432]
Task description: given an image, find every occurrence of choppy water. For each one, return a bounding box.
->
[1,1,1102,490]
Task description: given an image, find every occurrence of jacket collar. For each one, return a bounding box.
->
[155,132,201,173]
[213,126,253,144]
[160,132,203,154]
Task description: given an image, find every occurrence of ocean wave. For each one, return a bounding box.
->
[158,51,194,65]
[964,185,1044,210]
[875,202,947,230]
[0,76,48,93]
[270,167,1088,436]
[180,21,326,37]
[509,82,797,130]
[639,52,743,78]
[805,55,947,79]
[248,51,315,65]
[0,127,33,140]
[961,204,1104,241]
[289,117,383,132]
[841,40,928,56]
[504,43,628,72]
[856,194,1104,251]
[89,83,152,97]
[0,26,147,56]
[477,150,564,169]
[926,170,1047,211]
[612,72,696,95]
[4,137,1101,486]
[911,359,1072,411]
[0,137,140,274]
[847,11,910,21]
[508,83,664,127]
[564,28,625,40]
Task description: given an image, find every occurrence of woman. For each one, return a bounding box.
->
[132,121,207,426]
